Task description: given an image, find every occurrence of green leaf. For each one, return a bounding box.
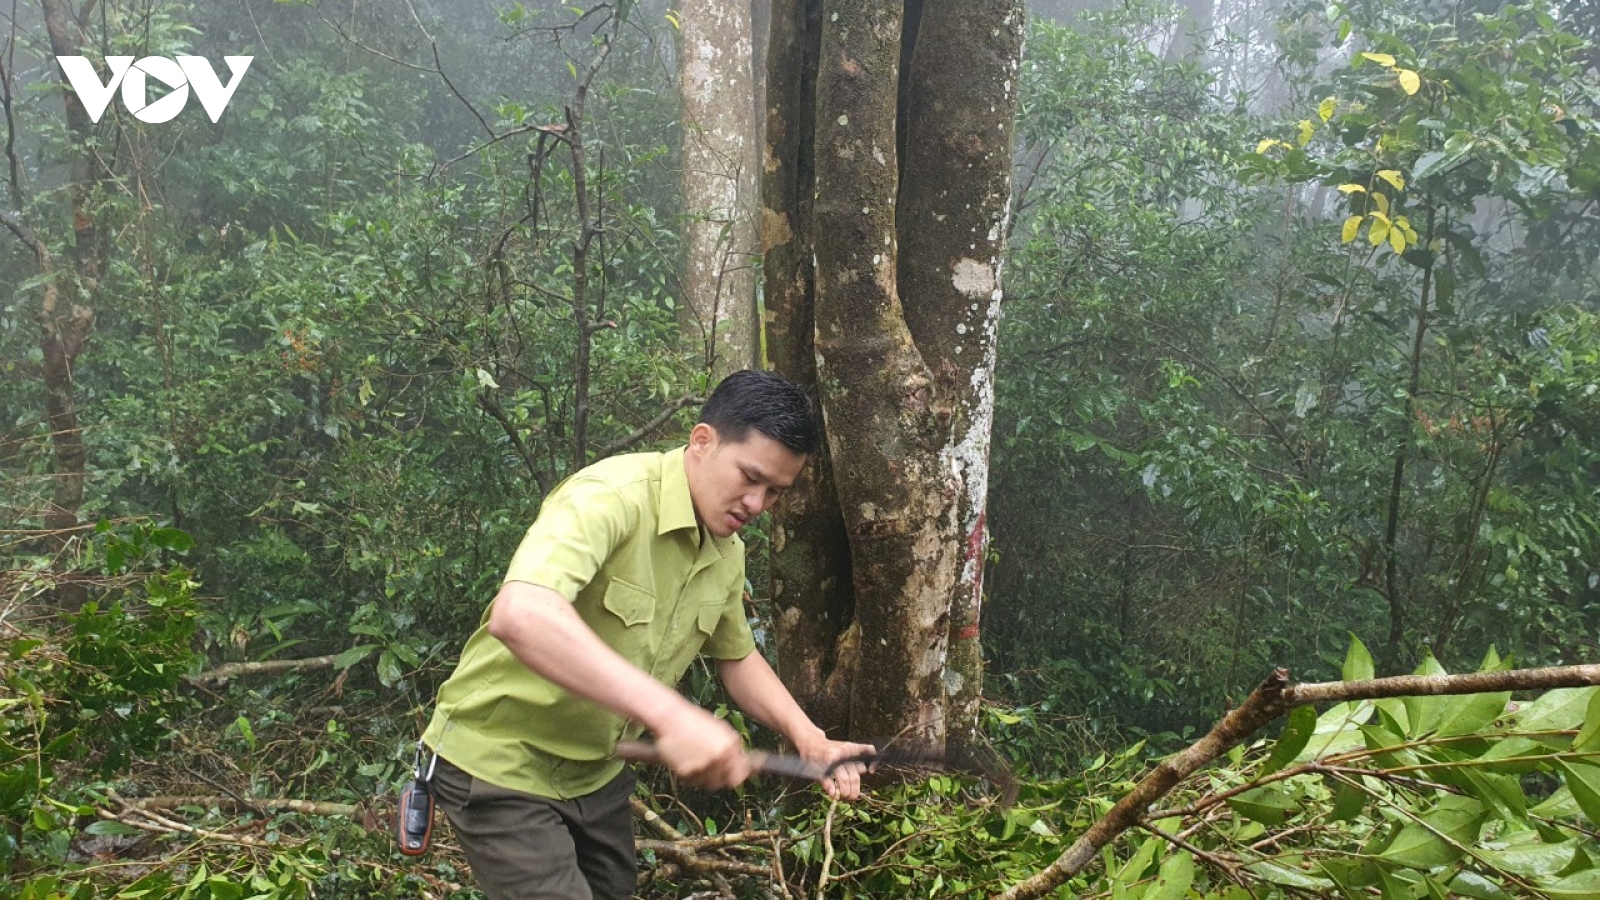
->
[1331,778,1369,822]
[1529,786,1582,819]
[1518,688,1597,732]
[1538,869,1600,899]
[1344,635,1376,681]
[1437,691,1511,737]
[1146,851,1194,900]
[1554,761,1600,825]
[149,528,195,552]
[1476,737,1552,775]
[1480,835,1580,879]
[1456,769,1527,823]
[1227,785,1299,825]
[1448,871,1515,900]
[334,644,378,669]
[1402,653,1449,736]
[377,650,403,686]
[1262,706,1318,775]
[1377,798,1486,869]
[1112,834,1161,886]
[1245,858,1333,890]
[84,819,143,836]
[1571,691,1600,751]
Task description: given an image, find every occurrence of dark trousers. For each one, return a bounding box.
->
[430,755,637,900]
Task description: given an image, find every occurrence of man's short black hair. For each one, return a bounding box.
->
[699,370,820,456]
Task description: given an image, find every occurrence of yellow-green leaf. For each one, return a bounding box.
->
[1390,228,1407,255]
[1342,215,1364,244]
[1319,97,1337,122]
[1369,219,1391,246]
[1298,119,1315,146]
[1378,169,1406,190]
[1398,69,1421,95]
[1374,192,1390,216]
[1361,51,1397,67]
[1256,138,1281,155]
[1337,183,1367,194]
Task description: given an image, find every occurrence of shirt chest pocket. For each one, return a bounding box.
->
[595,577,657,662]
[696,602,723,637]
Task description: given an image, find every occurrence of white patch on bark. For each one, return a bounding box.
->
[951,257,995,300]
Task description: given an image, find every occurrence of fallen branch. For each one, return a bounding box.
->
[102,790,279,850]
[121,795,360,817]
[187,654,342,684]
[994,662,1600,900]
[636,840,773,877]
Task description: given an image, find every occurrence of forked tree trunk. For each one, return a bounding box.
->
[679,0,760,378]
[764,0,1023,749]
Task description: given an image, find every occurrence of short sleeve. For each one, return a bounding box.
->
[502,477,637,601]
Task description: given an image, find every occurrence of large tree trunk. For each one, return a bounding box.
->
[764,0,1023,749]
[678,0,760,378]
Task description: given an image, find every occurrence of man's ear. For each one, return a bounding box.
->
[688,422,718,455]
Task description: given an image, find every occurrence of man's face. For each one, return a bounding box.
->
[684,423,807,538]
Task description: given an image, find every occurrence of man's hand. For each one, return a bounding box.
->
[650,706,753,790]
[793,727,876,801]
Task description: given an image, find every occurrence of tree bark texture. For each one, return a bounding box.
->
[679,0,760,378]
[764,0,1023,748]
[764,0,858,733]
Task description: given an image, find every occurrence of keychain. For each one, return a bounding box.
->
[397,741,436,856]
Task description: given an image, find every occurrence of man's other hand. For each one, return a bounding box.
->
[793,729,876,801]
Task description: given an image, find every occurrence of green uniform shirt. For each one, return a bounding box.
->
[422,446,757,799]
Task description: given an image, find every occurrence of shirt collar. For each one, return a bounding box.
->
[658,446,701,537]
[658,446,735,557]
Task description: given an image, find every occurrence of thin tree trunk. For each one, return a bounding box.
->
[679,0,760,378]
[1381,206,1436,672]
[34,0,101,610]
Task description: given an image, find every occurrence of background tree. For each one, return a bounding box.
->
[677,0,761,378]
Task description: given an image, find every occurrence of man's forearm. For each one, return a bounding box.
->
[716,651,827,747]
[486,581,698,734]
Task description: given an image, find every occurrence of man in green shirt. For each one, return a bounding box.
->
[423,370,874,900]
